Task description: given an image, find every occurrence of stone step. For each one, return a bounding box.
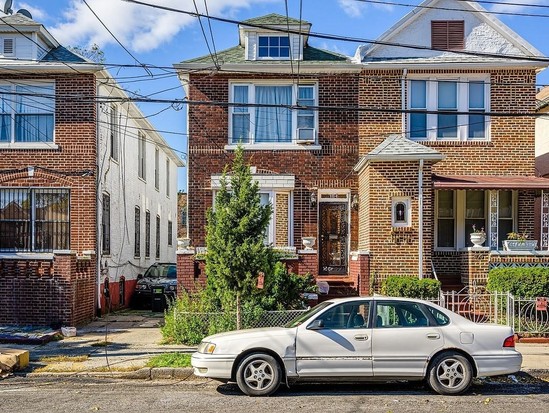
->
[0,349,30,373]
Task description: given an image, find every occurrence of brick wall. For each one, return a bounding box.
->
[187,72,360,251]
[0,252,95,326]
[275,193,289,246]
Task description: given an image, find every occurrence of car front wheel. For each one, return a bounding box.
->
[236,353,281,396]
[427,352,473,395]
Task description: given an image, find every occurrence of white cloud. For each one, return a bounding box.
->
[49,0,276,53]
[18,2,48,21]
[490,0,535,14]
[338,0,394,18]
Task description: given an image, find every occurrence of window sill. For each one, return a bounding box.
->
[0,252,54,260]
[225,143,322,151]
[413,139,491,146]
[0,142,59,150]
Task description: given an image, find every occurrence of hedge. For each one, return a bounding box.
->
[486,268,549,298]
[381,276,441,299]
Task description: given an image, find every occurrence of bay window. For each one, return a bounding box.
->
[230,83,317,144]
[0,82,55,144]
[408,77,489,141]
[0,188,70,252]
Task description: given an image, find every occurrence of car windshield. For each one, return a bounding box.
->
[143,264,177,279]
[285,301,333,328]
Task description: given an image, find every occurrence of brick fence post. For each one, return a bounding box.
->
[177,249,196,295]
[297,249,318,277]
[53,250,77,326]
[350,250,370,296]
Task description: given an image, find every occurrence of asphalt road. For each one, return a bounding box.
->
[1,374,548,413]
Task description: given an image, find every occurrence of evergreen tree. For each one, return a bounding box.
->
[205,146,273,329]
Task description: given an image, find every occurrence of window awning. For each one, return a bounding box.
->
[433,175,549,190]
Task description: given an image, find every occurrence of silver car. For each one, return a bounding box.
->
[192,296,521,396]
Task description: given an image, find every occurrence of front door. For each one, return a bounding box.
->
[319,202,348,275]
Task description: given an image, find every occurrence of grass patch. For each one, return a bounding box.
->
[40,355,89,363]
[146,353,192,368]
[91,341,112,347]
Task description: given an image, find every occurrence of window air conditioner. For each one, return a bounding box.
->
[297,128,315,143]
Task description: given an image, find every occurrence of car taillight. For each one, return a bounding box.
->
[503,335,515,348]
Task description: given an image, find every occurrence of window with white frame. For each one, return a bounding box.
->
[435,190,516,250]
[230,83,317,144]
[110,105,119,161]
[145,210,151,258]
[408,78,489,141]
[392,197,411,228]
[138,132,146,180]
[166,158,170,197]
[0,82,55,144]
[257,35,290,59]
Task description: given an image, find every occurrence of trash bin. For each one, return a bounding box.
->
[151,285,165,312]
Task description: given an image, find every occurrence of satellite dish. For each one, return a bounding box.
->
[16,9,32,19]
[3,0,13,15]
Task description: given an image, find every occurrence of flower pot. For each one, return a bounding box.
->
[503,240,537,251]
[470,233,486,247]
[302,237,316,250]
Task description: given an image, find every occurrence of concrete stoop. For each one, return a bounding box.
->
[0,349,30,376]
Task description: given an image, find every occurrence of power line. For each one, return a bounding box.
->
[122,0,549,63]
[350,0,549,19]
[82,0,153,76]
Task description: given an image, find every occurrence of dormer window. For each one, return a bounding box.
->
[258,35,290,59]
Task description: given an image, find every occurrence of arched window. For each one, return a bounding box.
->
[392,197,411,227]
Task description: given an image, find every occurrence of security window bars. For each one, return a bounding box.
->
[134,207,140,257]
[102,193,110,254]
[145,210,151,258]
[258,36,290,59]
[0,82,55,144]
[408,78,489,141]
[230,83,317,144]
[155,215,160,260]
[0,188,70,252]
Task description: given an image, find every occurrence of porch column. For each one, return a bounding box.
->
[542,190,549,250]
[489,190,499,250]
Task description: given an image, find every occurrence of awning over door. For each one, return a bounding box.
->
[433,175,549,190]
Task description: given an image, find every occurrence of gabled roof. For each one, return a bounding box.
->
[180,45,350,65]
[242,13,309,27]
[354,134,444,173]
[42,46,86,63]
[0,13,59,49]
[356,0,545,68]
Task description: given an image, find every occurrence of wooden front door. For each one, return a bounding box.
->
[319,202,348,275]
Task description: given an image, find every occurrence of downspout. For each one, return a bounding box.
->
[95,79,102,316]
[401,68,408,134]
[418,159,424,279]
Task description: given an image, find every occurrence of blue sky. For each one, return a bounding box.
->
[7,0,549,190]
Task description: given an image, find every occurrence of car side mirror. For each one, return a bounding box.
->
[307,319,325,330]
[137,274,143,280]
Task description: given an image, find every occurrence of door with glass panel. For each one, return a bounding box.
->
[319,201,348,275]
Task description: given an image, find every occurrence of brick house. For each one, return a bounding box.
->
[176,1,549,297]
[0,12,182,326]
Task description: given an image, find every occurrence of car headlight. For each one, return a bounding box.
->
[197,341,216,354]
[137,284,149,291]
[168,285,176,291]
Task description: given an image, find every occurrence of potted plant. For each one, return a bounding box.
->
[503,232,537,251]
[470,225,486,247]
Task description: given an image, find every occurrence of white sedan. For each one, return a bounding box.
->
[192,296,521,396]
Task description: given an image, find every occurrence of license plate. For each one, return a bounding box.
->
[153,288,163,294]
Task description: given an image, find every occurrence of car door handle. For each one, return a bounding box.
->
[354,334,369,341]
[427,333,440,340]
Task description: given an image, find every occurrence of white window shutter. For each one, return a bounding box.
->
[247,32,257,60]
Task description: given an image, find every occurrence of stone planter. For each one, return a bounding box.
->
[503,240,537,251]
[470,232,486,247]
[177,237,191,250]
[302,237,316,250]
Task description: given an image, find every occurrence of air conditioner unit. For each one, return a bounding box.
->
[297,128,315,143]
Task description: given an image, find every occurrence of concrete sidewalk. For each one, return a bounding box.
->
[1,310,548,379]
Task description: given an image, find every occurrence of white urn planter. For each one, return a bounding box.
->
[470,233,486,247]
[177,237,191,250]
[302,237,316,250]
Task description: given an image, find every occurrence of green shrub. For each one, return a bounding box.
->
[487,268,549,298]
[381,276,441,299]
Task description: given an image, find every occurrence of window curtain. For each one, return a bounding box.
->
[232,85,250,143]
[255,86,292,142]
[15,84,54,143]
[0,86,12,142]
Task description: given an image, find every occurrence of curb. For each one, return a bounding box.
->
[22,367,197,380]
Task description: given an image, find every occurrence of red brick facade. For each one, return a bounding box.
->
[0,73,98,325]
